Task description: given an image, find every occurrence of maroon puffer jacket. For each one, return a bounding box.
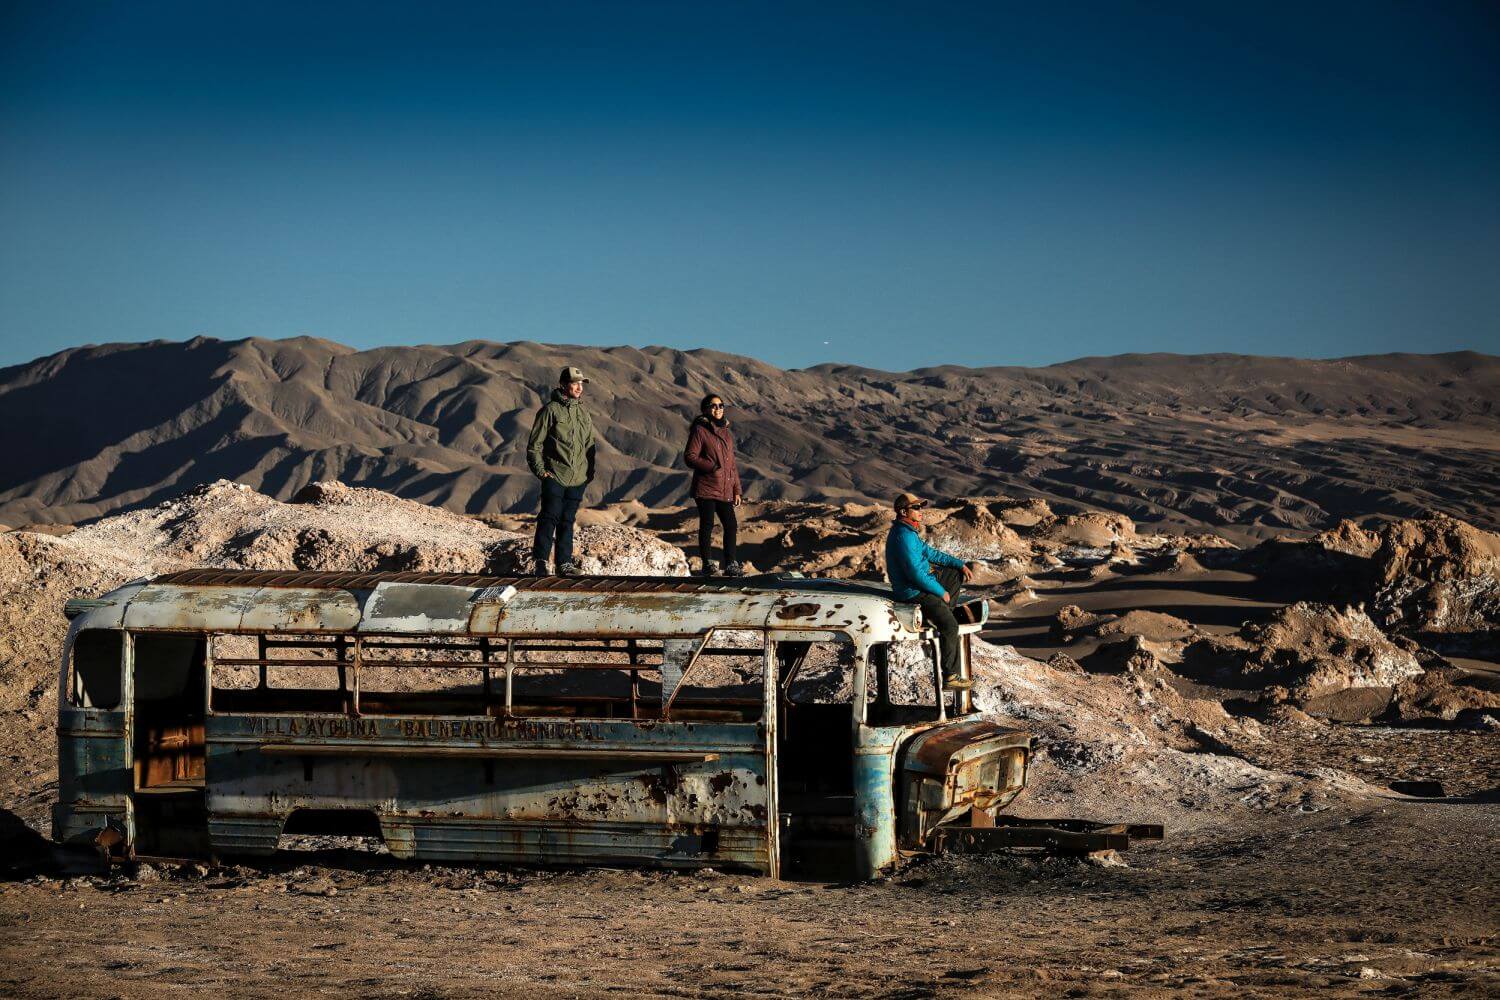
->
[684,416,741,501]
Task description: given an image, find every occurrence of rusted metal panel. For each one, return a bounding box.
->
[903,719,1032,777]
[124,570,922,644]
[92,573,920,646]
[852,725,902,879]
[120,583,360,633]
[123,584,264,631]
[54,706,134,845]
[479,591,775,638]
[361,582,480,633]
[377,817,768,869]
[203,714,774,872]
[155,567,907,598]
[933,817,1164,855]
[61,582,144,630]
[52,799,133,848]
[237,587,361,632]
[899,719,1032,848]
[57,708,132,802]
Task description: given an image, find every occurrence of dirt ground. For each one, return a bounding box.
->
[2,796,1496,999]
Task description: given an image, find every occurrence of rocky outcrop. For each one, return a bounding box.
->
[1209,515,1500,656]
[1389,668,1500,726]
[1182,603,1425,722]
[1367,515,1500,643]
[923,499,1030,560]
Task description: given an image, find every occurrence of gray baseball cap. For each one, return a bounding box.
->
[558,365,590,384]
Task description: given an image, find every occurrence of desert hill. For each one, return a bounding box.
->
[1,337,1495,537]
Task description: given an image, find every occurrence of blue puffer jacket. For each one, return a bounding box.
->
[884,521,964,601]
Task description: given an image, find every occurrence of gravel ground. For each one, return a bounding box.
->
[2,798,1496,999]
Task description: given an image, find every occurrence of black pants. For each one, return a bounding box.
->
[696,498,738,564]
[534,479,585,569]
[915,564,964,682]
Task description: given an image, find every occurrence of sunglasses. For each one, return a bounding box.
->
[708,402,725,410]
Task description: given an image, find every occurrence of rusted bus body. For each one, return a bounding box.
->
[55,570,1032,878]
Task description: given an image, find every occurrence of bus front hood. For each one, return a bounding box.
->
[898,718,1031,849]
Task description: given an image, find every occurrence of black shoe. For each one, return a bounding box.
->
[532,561,551,576]
[698,561,720,577]
[954,600,988,626]
[723,561,745,577]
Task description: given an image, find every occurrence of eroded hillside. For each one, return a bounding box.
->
[1,339,1495,538]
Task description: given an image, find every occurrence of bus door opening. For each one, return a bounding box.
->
[774,639,858,877]
[131,633,208,856]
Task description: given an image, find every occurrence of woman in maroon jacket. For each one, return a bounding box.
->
[683,393,743,576]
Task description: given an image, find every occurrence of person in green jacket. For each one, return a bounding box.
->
[526,366,597,575]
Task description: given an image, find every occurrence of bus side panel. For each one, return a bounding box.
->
[53,708,133,843]
[203,715,773,872]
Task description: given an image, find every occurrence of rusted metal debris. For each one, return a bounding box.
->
[52,821,127,875]
[932,816,1165,856]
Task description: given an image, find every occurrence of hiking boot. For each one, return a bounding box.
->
[942,676,973,691]
[698,561,720,577]
[557,561,580,576]
[532,561,551,576]
[954,600,988,626]
[723,561,746,577]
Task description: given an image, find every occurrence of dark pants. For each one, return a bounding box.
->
[916,564,964,682]
[696,498,738,564]
[534,479,585,569]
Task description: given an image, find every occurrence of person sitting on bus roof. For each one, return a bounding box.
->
[884,492,974,690]
[526,365,597,576]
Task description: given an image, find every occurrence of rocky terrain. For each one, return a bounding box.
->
[1,339,1496,542]
[0,473,1496,996]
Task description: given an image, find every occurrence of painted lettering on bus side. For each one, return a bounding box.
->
[398,719,601,742]
[240,716,601,742]
[241,717,379,739]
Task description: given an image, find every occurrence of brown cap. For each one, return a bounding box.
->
[893,492,928,513]
[559,365,589,384]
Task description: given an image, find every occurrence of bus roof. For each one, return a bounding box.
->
[65,570,923,642]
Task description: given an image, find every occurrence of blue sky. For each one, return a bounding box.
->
[2,1,1497,371]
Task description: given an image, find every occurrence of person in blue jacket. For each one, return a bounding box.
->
[884,492,975,690]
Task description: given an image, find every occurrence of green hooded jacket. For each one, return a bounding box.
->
[526,388,596,487]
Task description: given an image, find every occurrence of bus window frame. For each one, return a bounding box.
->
[201,628,771,723]
[66,627,129,711]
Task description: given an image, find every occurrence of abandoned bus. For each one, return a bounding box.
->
[55,569,1034,878]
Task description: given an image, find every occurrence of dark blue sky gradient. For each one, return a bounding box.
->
[2,1,1497,370]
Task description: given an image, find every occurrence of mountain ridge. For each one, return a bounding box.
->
[4,337,1496,536]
